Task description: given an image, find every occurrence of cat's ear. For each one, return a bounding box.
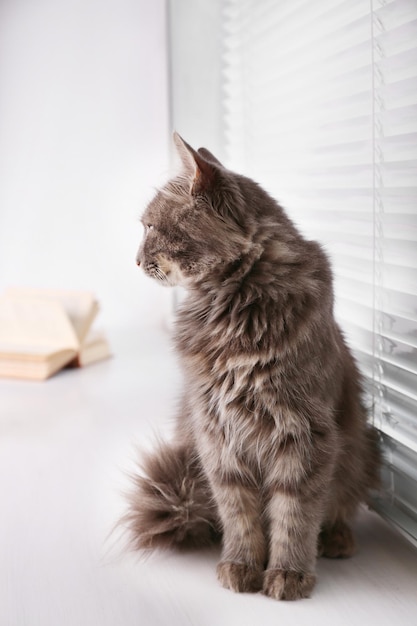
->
[173,132,217,193]
[197,147,223,167]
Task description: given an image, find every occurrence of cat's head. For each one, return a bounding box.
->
[136,133,261,288]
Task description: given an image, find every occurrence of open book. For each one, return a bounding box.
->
[0,288,111,380]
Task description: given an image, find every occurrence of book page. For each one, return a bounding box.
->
[0,296,79,352]
[70,328,111,367]
[5,287,98,341]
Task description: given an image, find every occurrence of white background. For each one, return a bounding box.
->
[0,0,172,331]
[1,2,416,625]
[169,0,225,160]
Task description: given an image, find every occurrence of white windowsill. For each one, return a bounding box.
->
[1,326,416,626]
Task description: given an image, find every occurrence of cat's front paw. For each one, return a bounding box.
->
[217,561,263,593]
[262,569,316,601]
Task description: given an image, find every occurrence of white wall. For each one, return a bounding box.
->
[0,0,172,331]
[168,0,225,161]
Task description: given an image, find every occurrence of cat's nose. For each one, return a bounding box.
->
[136,259,141,267]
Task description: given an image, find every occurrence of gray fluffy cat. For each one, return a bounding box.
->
[126,133,380,601]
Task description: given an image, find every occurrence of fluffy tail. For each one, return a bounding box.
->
[123,442,220,551]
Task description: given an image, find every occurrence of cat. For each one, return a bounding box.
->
[125,132,381,601]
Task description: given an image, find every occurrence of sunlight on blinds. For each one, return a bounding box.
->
[222,0,417,545]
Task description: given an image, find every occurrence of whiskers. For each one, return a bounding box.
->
[146,262,170,284]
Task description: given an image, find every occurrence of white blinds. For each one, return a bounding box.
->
[222,0,417,545]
